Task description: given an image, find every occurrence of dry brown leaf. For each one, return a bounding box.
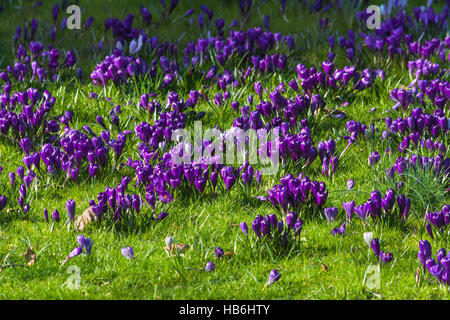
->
[321,263,328,272]
[229,222,239,227]
[75,206,97,232]
[165,243,190,256]
[24,247,36,266]
[222,251,234,259]
[415,267,421,285]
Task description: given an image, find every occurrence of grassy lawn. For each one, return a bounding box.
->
[0,0,448,299]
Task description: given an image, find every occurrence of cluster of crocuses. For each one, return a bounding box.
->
[232,90,313,131]
[86,177,168,223]
[240,211,303,246]
[0,87,56,140]
[296,60,383,98]
[387,154,450,180]
[268,173,328,218]
[36,127,131,181]
[370,238,394,265]
[181,28,294,68]
[0,40,78,84]
[127,150,262,207]
[383,108,448,150]
[389,80,448,113]
[408,58,446,81]
[368,151,381,167]
[99,9,295,89]
[418,240,450,285]
[344,120,367,145]
[135,91,196,152]
[273,125,319,166]
[3,165,39,215]
[90,49,149,87]
[249,53,287,74]
[409,78,449,109]
[343,188,411,223]
[352,5,449,62]
[425,204,449,236]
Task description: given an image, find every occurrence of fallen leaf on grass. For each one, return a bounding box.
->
[321,263,328,272]
[415,267,421,285]
[24,247,36,266]
[222,251,234,259]
[164,243,190,256]
[75,206,97,232]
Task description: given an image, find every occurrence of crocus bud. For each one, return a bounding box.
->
[371,238,381,258]
[204,261,215,272]
[66,199,76,222]
[121,246,134,259]
[266,269,281,286]
[363,232,373,247]
[63,247,82,264]
[165,236,173,248]
[214,246,224,258]
[0,196,7,211]
[240,222,248,236]
[52,209,60,223]
[347,179,354,190]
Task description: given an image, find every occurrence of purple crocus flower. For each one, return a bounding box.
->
[240,222,248,236]
[121,246,134,259]
[52,4,60,22]
[63,247,82,264]
[347,179,354,190]
[380,251,393,264]
[0,196,7,211]
[371,238,381,258]
[43,208,48,222]
[214,246,224,258]
[77,235,94,255]
[286,211,298,229]
[330,223,346,236]
[418,240,432,266]
[266,269,281,286]
[66,199,76,222]
[204,261,215,272]
[368,151,381,166]
[343,201,355,221]
[354,203,368,222]
[131,194,141,214]
[52,209,60,223]
[20,138,32,155]
[9,172,15,189]
[324,207,338,224]
[158,212,169,220]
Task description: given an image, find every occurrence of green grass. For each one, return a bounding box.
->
[0,0,449,299]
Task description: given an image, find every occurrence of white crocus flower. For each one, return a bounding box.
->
[364,232,373,247]
[129,34,143,55]
[116,41,123,51]
[165,236,173,248]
